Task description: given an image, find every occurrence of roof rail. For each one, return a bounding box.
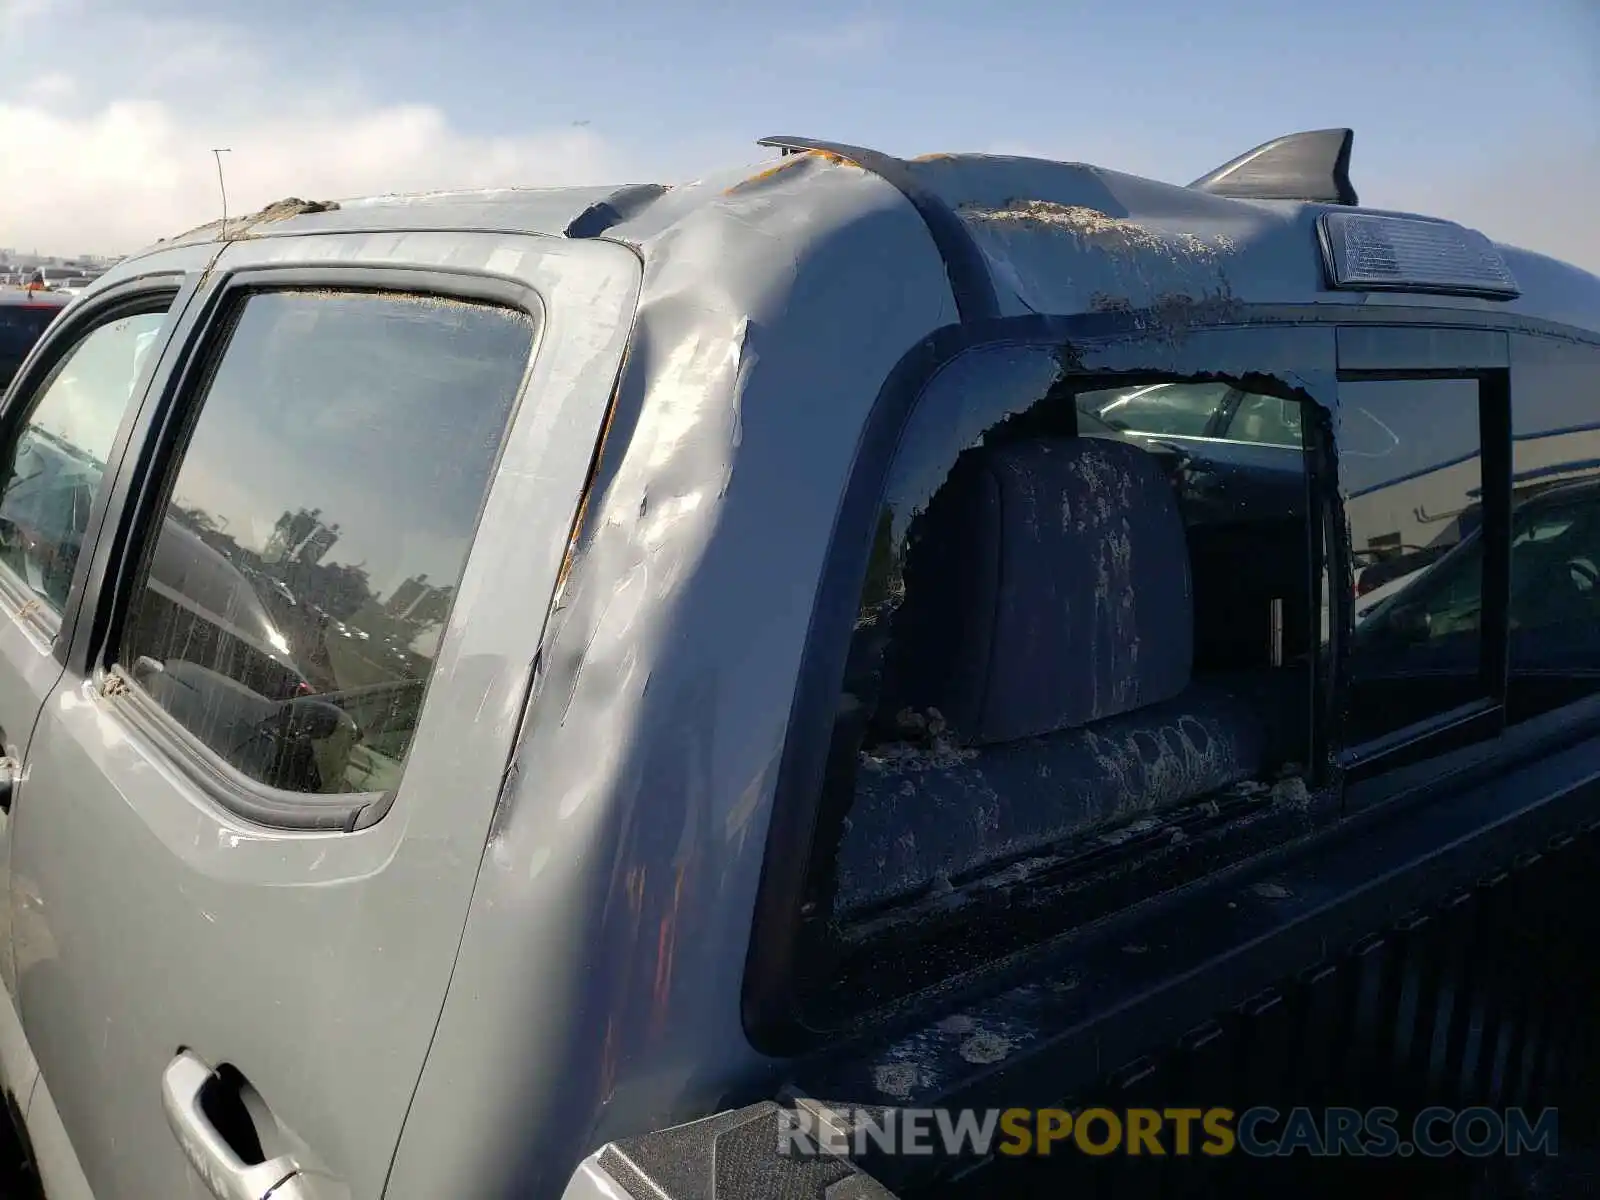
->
[1189,128,1359,207]
[564,183,671,240]
[755,136,1000,322]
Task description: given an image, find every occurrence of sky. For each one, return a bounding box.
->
[1,0,1596,271]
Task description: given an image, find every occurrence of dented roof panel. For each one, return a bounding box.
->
[907,155,1322,317]
[138,185,650,250]
[123,143,1600,340]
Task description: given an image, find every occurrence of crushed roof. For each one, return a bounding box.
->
[127,147,1600,338]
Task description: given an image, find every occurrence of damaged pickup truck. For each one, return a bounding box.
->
[0,127,1597,1200]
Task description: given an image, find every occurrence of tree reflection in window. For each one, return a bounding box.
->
[123,290,534,795]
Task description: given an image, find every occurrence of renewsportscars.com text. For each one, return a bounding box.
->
[778,1104,1559,1160]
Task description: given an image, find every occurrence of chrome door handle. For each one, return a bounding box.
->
[161,1051,312,1200]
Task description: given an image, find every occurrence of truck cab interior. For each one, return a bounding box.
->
[801,375,1319,1015]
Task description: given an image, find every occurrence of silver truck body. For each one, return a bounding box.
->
[0,132,1596,1200]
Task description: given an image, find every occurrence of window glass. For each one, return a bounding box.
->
[122,290,533,796]
[1226,392,1304,447]
[1343,378,1485,743]
[0,309,167,612]
[1074,381,1232,438]
[1506,499,1600,642]
[1505,338,1600,717]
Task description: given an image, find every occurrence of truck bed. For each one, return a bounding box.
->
[573,705,1600,1199]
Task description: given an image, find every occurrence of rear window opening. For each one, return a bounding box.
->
[797,375,1327,1020]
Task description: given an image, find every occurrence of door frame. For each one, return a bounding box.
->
[9,228,642,1200]
[0,243,222,1200]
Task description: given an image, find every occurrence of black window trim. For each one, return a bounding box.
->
[742,303,1597,1056]
[1334,364,1514,786]
[0,278,188,655]
[78,263,547,833]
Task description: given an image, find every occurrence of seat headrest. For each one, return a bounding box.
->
[880,436,1193,744]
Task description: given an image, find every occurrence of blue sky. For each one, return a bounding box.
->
[2,0,1596,267]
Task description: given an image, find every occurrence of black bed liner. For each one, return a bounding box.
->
[597,715,1600,1199]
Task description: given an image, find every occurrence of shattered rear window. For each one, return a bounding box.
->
[797,365,1323,1015]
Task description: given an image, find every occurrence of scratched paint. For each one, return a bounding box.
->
[953,199,1244,317]
[958,1029,1013,1065]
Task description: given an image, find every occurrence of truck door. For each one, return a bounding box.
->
[0,252,210,1138]
[8,229,640,1200]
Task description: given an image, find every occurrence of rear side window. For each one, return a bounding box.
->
[1505,337,1600,721]
[120,290,533,796]
[1340,379,1488,744]
[0,308,167,612]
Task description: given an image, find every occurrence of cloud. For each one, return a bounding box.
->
[4,4,1593,285]
[0,96,622,256]
[21,71,75,104]
[0,9,625,256]
[780,16,893,57]
[0,0,55,32]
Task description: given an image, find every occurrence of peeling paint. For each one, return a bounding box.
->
[962,201,1171,250]
[253,196,340,223]
[724,150,862,198]
[960,201,1235,274]
[942,185,1256,320]
[723,156,809,195]
[1134,291,1247,340]
[809,149,858,168]
[959,1030,1014,1064]
[872,1063,923,1101]
[161,196,341,246]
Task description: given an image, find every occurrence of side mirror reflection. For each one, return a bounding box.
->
[233,695,360,794]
